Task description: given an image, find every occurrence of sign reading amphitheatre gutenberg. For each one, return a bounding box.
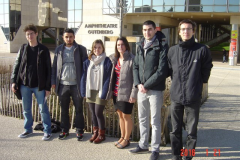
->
[85,24,118,34]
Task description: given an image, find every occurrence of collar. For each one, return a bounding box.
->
[179,36,196,48]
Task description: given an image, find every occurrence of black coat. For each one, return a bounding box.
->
[11,43,52,91]
[133,31,169,91]
[168,36,213,105]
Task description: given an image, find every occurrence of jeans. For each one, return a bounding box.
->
[20,85,51,134]
[138,90,163,152]
[58,84,84,134]
[170,100,201,159]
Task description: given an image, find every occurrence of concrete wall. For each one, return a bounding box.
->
[10,0,67,52]
[0,29,10,52]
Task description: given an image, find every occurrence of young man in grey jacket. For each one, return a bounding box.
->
[129,20,169,160]
[51,28,88,141]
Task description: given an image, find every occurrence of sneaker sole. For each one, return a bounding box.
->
[58,136,68,140]
[18,132,33,138]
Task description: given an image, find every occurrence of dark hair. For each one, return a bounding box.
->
[143,20,156,29]
[178,19,197,33]
[23,24,38,33]
[115,37,130,58]
[63,28,75,35]
[89,39,105,60]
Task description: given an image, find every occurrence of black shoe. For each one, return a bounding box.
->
[18,131,32,138]
[149,151,159,160]
[58,132,69,140]
[172,155,182,160]
[128,145,149,154]
[76,133,83,141]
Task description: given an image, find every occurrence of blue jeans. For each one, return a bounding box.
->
[138,90,163,152]
[20,85,51,134]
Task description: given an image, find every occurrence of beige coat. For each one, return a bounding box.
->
[109,51,138,102]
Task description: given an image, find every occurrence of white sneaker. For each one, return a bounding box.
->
[42,133,52,141]
[18,132,32,138]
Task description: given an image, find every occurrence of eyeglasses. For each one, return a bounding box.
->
[180,28,192,31]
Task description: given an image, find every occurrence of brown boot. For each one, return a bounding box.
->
[89,126,99,143]
[93,129,105,144]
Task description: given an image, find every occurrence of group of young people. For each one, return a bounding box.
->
[11,19,212,160]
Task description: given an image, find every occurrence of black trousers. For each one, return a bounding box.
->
[170,100,201,159]
[59,84,85,134]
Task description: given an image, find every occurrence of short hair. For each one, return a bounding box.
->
[143,20,156,29]
[89,39,105,60]
[23,24,38,33]
[115,37,130,58]
[178,19,197,33]
[63,28,75,35]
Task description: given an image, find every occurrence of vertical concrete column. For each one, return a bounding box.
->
[56,28,60,47]
[170,28,174,46]
[198,24,201,42]
[38,30,42,43]
[229,24,239,66]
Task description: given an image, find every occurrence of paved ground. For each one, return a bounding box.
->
[0,52,240,160]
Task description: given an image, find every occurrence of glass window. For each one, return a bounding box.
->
[10,3,15,10]
[74,23,80,28]
[0,5,3,14]
[16,0,20,4]
[152,6,163,12]
[214,6,226,12]
[201,6,213,12]
[10,0,15,3]
[124,7,133,13]
[4,4,9,13]
[0,0,3,4]
[4,13,9,23]
[68,10,74,22]
[201,0,213,5]
[189,5,200,11]
[68,0,74,10]
[164,6,174,12]
[189,0,201,5]
[228,6,239,12]
[214,0,226,5]
[175,6,185,12]
[134,0,142,6]
[142,6,151,12]
[175,0,186,5]
[143,0,151,6]
[153,0,163,5]
[164,0,174,6]
[0,15,4,24]
[229,0,240,5]
[134,7,142,12]
[3,0,8,3]
[103,0,109,8]
[103,8,110,14]
[68,22,74,28]
[15,4,20,11]
[75,0,82,9]
[74,10,81,22]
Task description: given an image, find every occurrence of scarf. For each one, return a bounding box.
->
[143,35,157,57]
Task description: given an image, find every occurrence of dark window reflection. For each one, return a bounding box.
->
[228,6,239,12]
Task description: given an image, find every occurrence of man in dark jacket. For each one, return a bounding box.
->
[168,19,213,160]
[129,20,169,160]
[51,28,88,141]
[11,24,52,141]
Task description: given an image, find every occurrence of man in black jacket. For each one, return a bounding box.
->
[11,24,52,141]
[129,20,168,160]
[168,19,213,160]
[51,29,87,141]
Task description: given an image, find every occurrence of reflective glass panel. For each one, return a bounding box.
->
[103,8,110,14]
[124,7,133,13]
[5,13,9,23]
[142,6,151,12]
[0,0,3,3]
[68,0,74,10]
[175,6,185,12]
[164,6,174,12]
[68,10,74,22]
[214,0,226,5]
[214,6,226,12]
[143,0,151,6]
[175,0,186,5]
[75,0,82,9]
[103,0,109,8]
[0,5,3,14]
[201,0,213,5]
[68,22,74,28]
[153,0,163,5]
[229,0,240,5]
[228,6,239,12]
[189,0,200,5]
[74,10,81,22]
[110,8,117,13]
[134,0,142,6]
[4,4,9,13]
[152,6,163,12]
[3,0,8,3]
[189,5,200,11]
[0,15,4,24]
[201,6,213,12]
[164,0,174,6]
[74,23,80,28]
[134,7,142,12]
